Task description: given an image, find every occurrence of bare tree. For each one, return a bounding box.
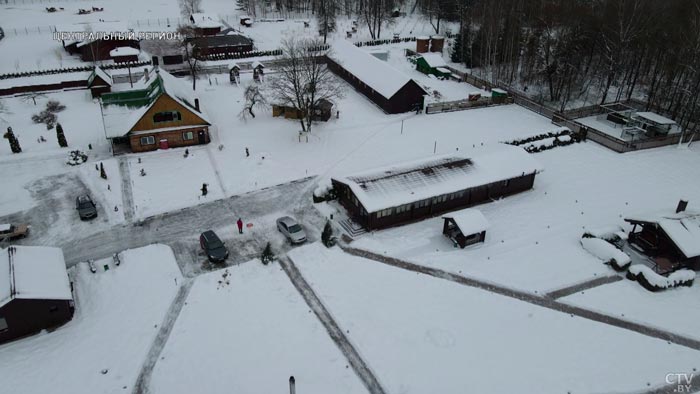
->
[267,38,344,134]
[360,0,394,39]
[239,83,268,120]
[179,0,202,18]
[177,25,202,91]
[317,0,338,44]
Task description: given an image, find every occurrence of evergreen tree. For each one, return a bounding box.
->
[261,242,274,265]
[321,220,334,247]
[6,127,21,154]
[100,162,107,179]
[56,123,68,147]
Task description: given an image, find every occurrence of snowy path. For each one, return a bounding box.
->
[280,255,387,394]
[340,245,700,352]
[132,277,195,394]
[118,157,136,223]
[546,275,624,299]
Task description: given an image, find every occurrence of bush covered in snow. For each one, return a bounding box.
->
[312,182,336,203]
[581,237,631,271]
[66,150,88,166]
[626,265,695,292]
[582,225,626,243]
[504,128,585,153]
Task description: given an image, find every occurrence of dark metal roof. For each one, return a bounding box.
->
[188,34,253,49]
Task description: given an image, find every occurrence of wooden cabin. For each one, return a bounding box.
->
[272,99,333,121]
[331,145,541,231]
[100,68,211,153]
[0,246,74,344]
[327,40,427,114]
[442,208,489,248]
[624,200,700,273]
[189,13,223,36]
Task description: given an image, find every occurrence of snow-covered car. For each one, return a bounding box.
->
[276,216,307,244]
[76,195,98,220]
[0,223,29,241]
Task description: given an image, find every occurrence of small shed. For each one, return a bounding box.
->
[416,37,430,53]
[87,66,113,98]
[109,46,140,63]
[442,208,489,248]
[633,112,676,137]
[491,88,508,104]
[229,62,240,83]
[272,99,333,121]
[240,16,253,27]
[0,246,75,344]
[252,61,264,81]
[416,53,450,78]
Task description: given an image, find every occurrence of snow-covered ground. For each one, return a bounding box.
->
[350,143,700,293]
[150,260,366,394]
[0,244,182,394]
[562,276,700,341]
[289,242,700,394]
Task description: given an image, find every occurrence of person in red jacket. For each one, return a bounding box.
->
[237,218,243,234]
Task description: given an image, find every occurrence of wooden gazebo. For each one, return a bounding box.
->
[442,208,489,248]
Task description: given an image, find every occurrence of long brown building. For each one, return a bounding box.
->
[0,246,75,344]
[326,40,427,114]
[331,145,542,230]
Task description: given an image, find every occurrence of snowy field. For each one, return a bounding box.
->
[349,143,700,293]
[562,277,700,341]
[0,244,182,394]
[150,260,366,394]
[289,243,700,394]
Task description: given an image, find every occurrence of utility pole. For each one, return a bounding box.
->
[289,376,296,394]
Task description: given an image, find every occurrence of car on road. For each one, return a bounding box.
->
[76,194,98,220]
[199,230,229,263]
[0,223,29,241]
[276,216,307,244]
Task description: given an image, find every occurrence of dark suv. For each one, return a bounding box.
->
[200,230,229,263]
[76,195,98,220]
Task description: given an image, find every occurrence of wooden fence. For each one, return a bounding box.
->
[425,97,514,114]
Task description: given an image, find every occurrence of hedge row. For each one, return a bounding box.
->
[505,129,572,146]
[626,266,695,292]
[524,132,585,153]
[0,60,151,80]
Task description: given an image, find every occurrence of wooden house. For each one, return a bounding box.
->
[331,145,542,231]
[0,246,74,344]
[59,22,140,62]
[87,66,112,98]
[416,53,451,79]
[624,200,700,273]
[327,40,427,114]
[189,13,223,36]
[442,208,489,248]
[100,68,211,153]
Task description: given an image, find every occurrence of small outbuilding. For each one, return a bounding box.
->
[632,112,676,137]
[272,98,334,121]
[416,53,451,79]
[109,46,140,63]
[252,61,264,82]
[624,200,700,273]
[87,66,113,98]
[229,62,240,84]
[491,88,509,104]
[0,246,75,344]
[190,13,223,36]
[442,208,489,248]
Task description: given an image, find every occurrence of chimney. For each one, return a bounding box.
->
[194,98,200,112]
[143,67,149,82]
[289,376,295,394]
[676,199,688,213]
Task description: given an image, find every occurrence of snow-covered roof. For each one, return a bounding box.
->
[626,210,700,258]
[634,112,676,125]
[0,224,11,232]
[110,46,140,57]
[88,66,113,87]
[329,40,422,100]
[332,144,542,213]
[102,69,210,138]
[229,62,240,70]
[443,208,489,235]
[190,13,223,29]
[420,53,447,68]
[0,246,72,308]
[491,88,508,94]
[251,60,264,69]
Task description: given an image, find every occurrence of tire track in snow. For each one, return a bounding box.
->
[279,255,387,394]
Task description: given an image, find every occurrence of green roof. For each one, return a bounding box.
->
[100,75,164,108]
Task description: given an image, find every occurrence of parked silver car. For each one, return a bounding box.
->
[276,216,307,244]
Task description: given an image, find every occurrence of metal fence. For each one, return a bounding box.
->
[426,97,514,115]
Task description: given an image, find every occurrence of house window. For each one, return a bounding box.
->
[140,136,155,145]
[183,131,194,140]
[376,208,393,218]
[0,317,7,332]
[153,111,182,124]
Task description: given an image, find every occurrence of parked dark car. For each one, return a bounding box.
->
[76,195,97,220]
[199,230,229,263]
